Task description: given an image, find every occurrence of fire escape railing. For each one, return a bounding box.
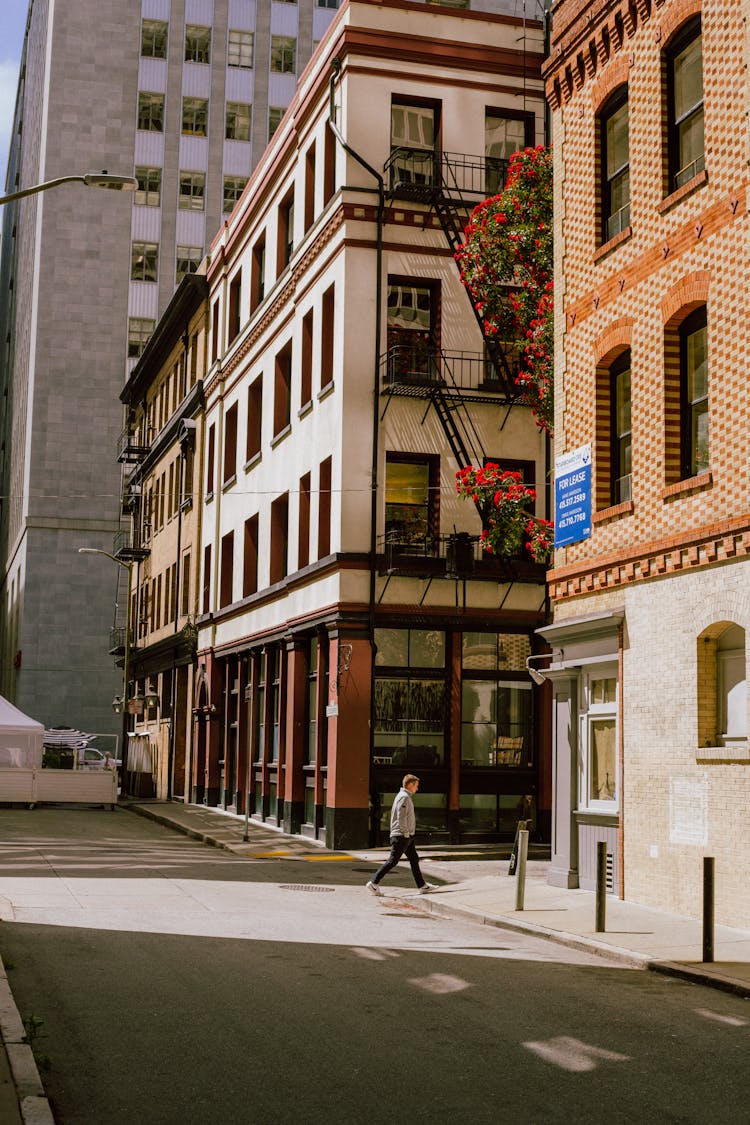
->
[384,147,519,400]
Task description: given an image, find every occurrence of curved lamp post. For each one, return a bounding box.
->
[0,171,137,207]
[0,172,138,207]
[78,548,134,781]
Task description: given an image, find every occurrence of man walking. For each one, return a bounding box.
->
[366,775,438,895]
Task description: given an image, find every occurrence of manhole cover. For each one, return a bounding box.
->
[279,884,335,892]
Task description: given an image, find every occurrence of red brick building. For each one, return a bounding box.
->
[542,0,750,925]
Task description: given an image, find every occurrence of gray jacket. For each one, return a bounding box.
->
[390,787,416,838]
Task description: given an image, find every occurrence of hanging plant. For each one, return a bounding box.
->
[454,145,554,436]
[456,465,533,559]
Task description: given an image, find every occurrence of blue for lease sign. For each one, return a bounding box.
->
[554,445,592,548]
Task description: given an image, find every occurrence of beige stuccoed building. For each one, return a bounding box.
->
[542,0,750,927]
[192,0,551,849]
[119,273,209,800]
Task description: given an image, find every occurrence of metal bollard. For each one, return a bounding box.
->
[595,840,607,932]
[702,856,714,963]
[515,829,529,911]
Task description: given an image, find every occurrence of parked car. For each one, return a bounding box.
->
[81,748,122,770]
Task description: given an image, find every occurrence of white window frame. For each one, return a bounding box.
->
[579,665,618,812]
[718,649,747,745]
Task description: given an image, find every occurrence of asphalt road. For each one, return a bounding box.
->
[0,809,748,1125]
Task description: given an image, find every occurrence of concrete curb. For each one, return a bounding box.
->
[416,895,750,998]
[0,957,54,1125]
[123,801,750,1001]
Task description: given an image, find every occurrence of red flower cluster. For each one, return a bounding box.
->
[456,465,549,560]
[454,146,553,436]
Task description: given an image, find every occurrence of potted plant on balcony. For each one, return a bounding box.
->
[454,145,553,436]
[456,464,553,564]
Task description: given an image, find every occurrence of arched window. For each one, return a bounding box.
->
[697,623,747,748]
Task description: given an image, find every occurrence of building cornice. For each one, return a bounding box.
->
[548,516,750,604]
[121,275,208,405]
[544,0,670,107]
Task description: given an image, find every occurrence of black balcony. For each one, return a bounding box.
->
[377,531,545,583]
[113,528,150,563]
[117,426,150,464]
[385,148,510,203]
[380,345,519,403]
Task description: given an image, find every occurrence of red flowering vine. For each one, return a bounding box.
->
[456,464,551,563]
[454,145,553,435]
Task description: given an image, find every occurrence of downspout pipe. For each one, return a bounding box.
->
[328,59,384,842]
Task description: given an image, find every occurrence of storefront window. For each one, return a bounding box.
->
[462,631,531,671]
[306,637,318,764]
[270,649,281,762]
[254,654,265,763]
[461,680,532,767]
[580,670,618,810]
[459,793,533,834]
[380,790,446,834]
[373,629,446,767]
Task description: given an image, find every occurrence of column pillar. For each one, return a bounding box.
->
[547,670,580,888]
[283,636,307,835]
[324,626,372,849]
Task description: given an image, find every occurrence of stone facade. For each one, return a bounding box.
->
[544,0,750,925]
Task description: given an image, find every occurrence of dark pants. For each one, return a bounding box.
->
[372,835,425,888]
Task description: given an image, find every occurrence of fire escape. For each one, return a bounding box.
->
[109,423,151,659]
[381,145,520,475]
[379,148,536,588]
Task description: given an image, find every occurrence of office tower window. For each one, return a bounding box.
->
[271,36,296,75]
[141,19,168,59]
[178,171,206,211]
[317,0,339,7]
[131,242,158,282]
[224,176,249,213]
[228,30,254,69]
[134,167,162,207]
[138,92,165,132]
[226,102,252,141]
[176,246,202,282]
[185,25,211,64]
[182,97,208,136]
[128,317,155,358]
[269,107,284,140]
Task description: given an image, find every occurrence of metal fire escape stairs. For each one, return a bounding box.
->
[383,148,519,476]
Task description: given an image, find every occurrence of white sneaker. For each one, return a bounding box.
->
[418,882,438,894]
[366,881,383,896]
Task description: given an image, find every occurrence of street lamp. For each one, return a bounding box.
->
[78,547,134,777]
[0,172,138,207]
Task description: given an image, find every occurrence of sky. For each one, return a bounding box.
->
[0,2,28,185]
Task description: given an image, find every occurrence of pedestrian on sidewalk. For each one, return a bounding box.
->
[366,775,437,896]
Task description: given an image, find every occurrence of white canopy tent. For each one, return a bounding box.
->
[0,695,44,768]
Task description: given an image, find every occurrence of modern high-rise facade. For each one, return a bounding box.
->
[0,0,340,735]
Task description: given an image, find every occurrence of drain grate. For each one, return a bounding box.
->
[279,884,335,892]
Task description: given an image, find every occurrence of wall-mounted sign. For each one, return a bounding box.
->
[554,445,592,548]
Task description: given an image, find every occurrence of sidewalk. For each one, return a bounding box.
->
[127,798,750,998]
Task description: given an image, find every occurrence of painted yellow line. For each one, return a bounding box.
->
[301,854,354,861]
[253,850,292,857]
